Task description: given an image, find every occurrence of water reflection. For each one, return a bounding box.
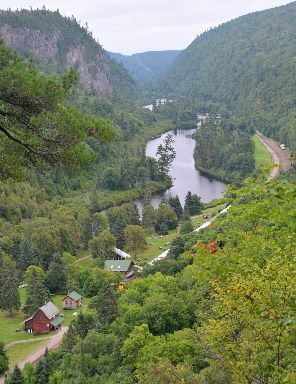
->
[137,128,226,214]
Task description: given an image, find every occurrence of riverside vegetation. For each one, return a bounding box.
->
[0,3,296,384]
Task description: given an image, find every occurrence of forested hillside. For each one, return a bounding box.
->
[0,8,136,98]
[6,179,295,384]
[109,50,181,86]
[161,1,296,153]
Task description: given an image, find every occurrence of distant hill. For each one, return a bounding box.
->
[109,50,181,86]
[0,8,135,98]
[160,1,296,151]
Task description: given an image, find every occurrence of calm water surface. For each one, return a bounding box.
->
[137,128,226,213]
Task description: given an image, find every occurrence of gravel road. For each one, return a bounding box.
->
[256,131,293,180]
[0,326,68,383]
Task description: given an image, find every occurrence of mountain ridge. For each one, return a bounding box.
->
[0,8,136,98]
[109,49,181,86]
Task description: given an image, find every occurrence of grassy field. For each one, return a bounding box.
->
[73,204,227,268]
[7,339,49,368]
[0,287,89,363]
[252,136,273,168]
[0,289,49,345]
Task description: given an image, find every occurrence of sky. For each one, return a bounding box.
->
[0,0,292,54]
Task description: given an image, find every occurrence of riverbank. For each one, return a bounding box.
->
[96,180,172,212]
[194,133,279,185]
[195,165,235,185]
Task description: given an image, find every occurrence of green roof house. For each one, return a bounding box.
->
[62,291,82,309]
[104,260,134,279]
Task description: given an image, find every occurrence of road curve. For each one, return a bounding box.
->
[256,131,293,180]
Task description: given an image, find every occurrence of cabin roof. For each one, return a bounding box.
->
[104,260,133,272]
[63,291,81,302]
[40,302,59,319]
[50,315,64,327]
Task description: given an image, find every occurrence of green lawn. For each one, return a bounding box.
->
[135,204,226,265]
[252,136,273,168]
[0,288,49,345]
[7,339,48,368]
[0,287,89,349]
[73,203,227,267]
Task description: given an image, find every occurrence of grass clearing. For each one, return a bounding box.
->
[7,339,48,368]
[252,136,273,168]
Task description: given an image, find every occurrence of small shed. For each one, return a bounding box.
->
[104,260,134,279]
[62,291,82,309]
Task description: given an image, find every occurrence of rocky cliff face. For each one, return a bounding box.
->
[0,9,135,97]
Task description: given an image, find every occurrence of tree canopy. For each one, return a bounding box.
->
[0,41,114,179]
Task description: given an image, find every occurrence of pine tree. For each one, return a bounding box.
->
[184,192,203,215]
[45,254,67,294]
[0,342,9,375]
[184,191,193,215]
[168,196,183,219]
[89,281,117,331]
[24,270,50,317]
[190,194,203,215]
[6,365,24,384]
[23,363,37,384]
[35,349,53,384]
[0,256,20,316]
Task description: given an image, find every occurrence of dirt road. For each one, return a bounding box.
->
[0,326,68,383]
[256,131,293,180]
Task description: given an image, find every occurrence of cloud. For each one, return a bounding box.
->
[0,0,291,53]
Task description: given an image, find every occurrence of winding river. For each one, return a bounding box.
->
[137,128,226,212]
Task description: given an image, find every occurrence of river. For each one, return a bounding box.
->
[136,128,226,213]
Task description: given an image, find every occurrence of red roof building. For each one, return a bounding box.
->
[24,302,64,334]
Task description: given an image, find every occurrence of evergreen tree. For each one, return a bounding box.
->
[190,194,203,215]
[18,240,39,272]
[0,41,114,180]
[45,254,67,294]
[106,207,128,248]
[184,192,203,215]
[24,270,50,317]
[6,365,24,384]
[0,342,9,375]
[35,349,53,384]
[168,196,183,219]
[89,280,117,331]
[154,203,178,233]
[23,363,36,384]
[181,208,191,222]
[184,191,193,215]
[156,134,176,180]
[0,256,20,316]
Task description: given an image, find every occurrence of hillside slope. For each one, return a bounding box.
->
[161,1,296,151]
[109,50,181,86]
[0,8,135,98]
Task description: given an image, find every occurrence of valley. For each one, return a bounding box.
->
[1,2,296,384]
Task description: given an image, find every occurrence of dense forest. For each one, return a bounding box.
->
[193,115,255,182]
[160,1,296,154]
[4,179,296,383]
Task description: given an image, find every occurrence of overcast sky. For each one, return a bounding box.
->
[0,0,291,54]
